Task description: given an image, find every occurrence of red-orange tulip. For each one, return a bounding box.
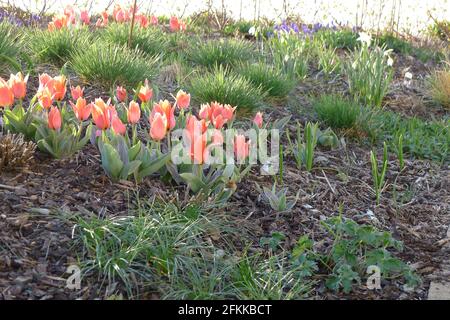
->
[234,134,250,162]
[190,133,207,164]
[0,78,14,108]
[150,100,175,130]
[48,107,62,130]
[39,73,54,90]
[138,79,153,103]
[112,116,127,135]
[70,85,84,100]
[253,112,263,128]
[92,98,113,130]
[176,90,190,109]
[52,75,67,101]
[8,72,28,100]
[127,101,141,124]
[70,98,91,121]
[149,113,168,141]
[221,104,236,122]
[80,10,90,25]
[116,86,127,102]
[199,103,212,120]
[37,87,53,109]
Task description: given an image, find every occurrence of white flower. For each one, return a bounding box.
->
[387,57,394,66]
[404,72,413,80]
[357,32,372,46]
[248,26,256,36]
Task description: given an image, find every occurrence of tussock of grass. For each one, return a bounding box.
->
[428,68,450,109]
[27,27,91,66]
[313,94,360,129]
[0,22,23,73]
[240,62,296,99]
[188,65,266,112]
[70,42,160,88]
[101,23,169,58]
[73,198,313,299]
[187,38,255,69]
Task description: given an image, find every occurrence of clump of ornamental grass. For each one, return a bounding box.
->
[240,62,296,99]
[27,27,91,66]
[0,132,36,171]
[187,38,255,69]
[70,41,160,88]
[0,21,23,73]
[345,38,394,108]
[100,23,169,58]
[188,65,266,113]
[428,67,450,109]
[313,94,360,129]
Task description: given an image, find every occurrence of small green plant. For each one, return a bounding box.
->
[361,109,449,162]
[0,22,22,73]
[34,116,92,159]
[316,29,358,50]
[260,232,285,251]
[240,62,296,99]
[97,133,169,182]
[27,27,91,66]
[321,215,420,293]
[313,94,360,129]
[345,38,394,108]
[188,66,266,113]
[70,42,160,88]
[101,22,169,58]
[315,43,341,75]
[395,133,404,170]
[187,38,255,69]
[370,142,389,205]
[261,183,300,212]
[287,122,319,171]
[268,33,311,79]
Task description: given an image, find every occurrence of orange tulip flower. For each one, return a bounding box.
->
[221,104,236,122]
[138,79,153,103]
[48,107,62,130]
[0,78,14,108]
[116,86,127,102]
[70,98,91,121]
[8,72,28,100]
[37,87,53,109]
[190,133,207,164]
[176,90,190,109]
[253,112,263,128]
[150,100,175,130]
[70,85,84,100]
[234,134,250,162]
[199,103,212,121]
[127,101,141,124]
[149,113,168,141]
[39,73,54,90]
[52,75,67,101]
[112,116,127,135]
[92,98,113,130]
